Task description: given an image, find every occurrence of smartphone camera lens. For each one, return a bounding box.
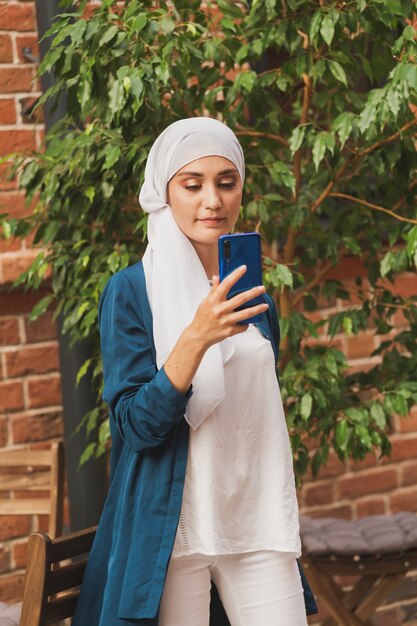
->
[224,239,231,260]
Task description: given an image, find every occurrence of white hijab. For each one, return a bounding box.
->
[139,117,245,430]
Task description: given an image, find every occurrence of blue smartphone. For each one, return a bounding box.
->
[218,232,265,324]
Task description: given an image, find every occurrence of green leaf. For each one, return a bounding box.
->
[312,132,327,170]
[28,295,53,322]
[289,126,306,156]
[370,403,386,429]
[103,145,121,170]
[328,60,347,86]
[108,79,126,114]
[132,14,147,33]
[99,24,119,47]
[332,112,355,148]
[76,358,92,386]
[79,442,96,466]
[320,14,336,46]
[300,393,313,420]
[335,419,349,450]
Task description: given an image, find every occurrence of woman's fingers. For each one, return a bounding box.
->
[226,284,266,309]
[229,301,269,324]
[215,265,248,299]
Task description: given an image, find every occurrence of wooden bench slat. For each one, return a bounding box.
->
[0,499,51,515]
[49,528,96,563]
[44,591,79,624]
[48,559,88,595]
[0,450,53,466]
[0,471,51,491]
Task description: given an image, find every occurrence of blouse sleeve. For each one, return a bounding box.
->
[98,271,193,454]
[265,293,281,369]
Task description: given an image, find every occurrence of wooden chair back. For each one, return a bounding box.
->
[19,526,97,626]
[0,441,65,538]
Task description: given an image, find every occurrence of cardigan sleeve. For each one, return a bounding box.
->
[98,271,193,454]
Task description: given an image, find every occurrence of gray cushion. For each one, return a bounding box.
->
[300,512,417,556]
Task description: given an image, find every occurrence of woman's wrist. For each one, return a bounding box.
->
[181,324,209,357]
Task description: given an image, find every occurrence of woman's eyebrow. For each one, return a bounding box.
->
[176,168,237,178]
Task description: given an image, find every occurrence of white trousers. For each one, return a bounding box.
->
[158,550,308,626]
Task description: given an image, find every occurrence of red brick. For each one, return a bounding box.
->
[390,486,417,513]
[346,359,381,376]
[19,95,42,124]
[0,162,17,191]
[356,496,386,517]
[0,98,16,125]
[400,460,417,487]
[24,313,57,343]
[390,435,417,462]
[15,34,39,64]
[0,317,20,345]
[390,272,417,297]
[0,68,33,94]
[327,256,368,281]
[0,34,12,63]
[345,332,377,360]
[0,380,23,412]
[305,451,347,480]
[0,250,41,284]
[0,288,52,316]
[303,481,335,507]
[0,514,31,541]
[11,411,63,444]
[0,545,10,574]
[0,129,37,156]
[300,504,353,519]
[28,375,62,408]
[0,4,35,31]
[394,406,417,434]
[0,192,32,219]
[349,453,382,472]
[0,572,25,603]
[0,417,7,446]
[0,236,21,253]
[337,467,397,500]
[12,540,27,569]
[5,344,59,377]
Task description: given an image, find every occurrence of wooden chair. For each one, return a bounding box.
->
[0,441,65,539]
[300,514,417,626]
[19,526,97,626]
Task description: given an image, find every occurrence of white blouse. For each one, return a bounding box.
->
[171,324,301,558]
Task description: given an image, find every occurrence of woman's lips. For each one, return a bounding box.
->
[198,217,225,225]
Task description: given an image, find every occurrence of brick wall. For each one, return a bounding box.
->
[299,260,417,625]
[0,1,416,620]
[0,0,65,603]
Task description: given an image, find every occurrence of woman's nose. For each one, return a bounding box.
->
[203,185,221,210]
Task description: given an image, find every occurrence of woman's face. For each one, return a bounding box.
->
[167,155,243,248]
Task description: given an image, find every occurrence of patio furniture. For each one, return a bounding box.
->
[19,526,97,626]
[0,442,65,626]
[300,513,417,626]
[0,441,65,539]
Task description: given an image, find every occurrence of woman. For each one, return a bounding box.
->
[72,117,317,626]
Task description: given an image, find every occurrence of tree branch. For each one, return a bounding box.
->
[235,129,288,147]
[309,118,417,215]
[292,259,335,308]
[330,193,417,225]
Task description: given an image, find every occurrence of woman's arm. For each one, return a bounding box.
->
[99,271,193,454]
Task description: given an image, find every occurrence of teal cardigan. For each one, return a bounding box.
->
[72,262,317,625]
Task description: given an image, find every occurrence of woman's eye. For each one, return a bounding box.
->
[185,185,201,191]
[219,181,236,189]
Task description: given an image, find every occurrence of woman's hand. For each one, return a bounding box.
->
[163,266,268,394]
[185,265,269,351]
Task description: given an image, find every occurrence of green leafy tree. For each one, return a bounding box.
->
[2,0,417,480]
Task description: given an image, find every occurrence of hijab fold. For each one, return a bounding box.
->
[139,117,245,430]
